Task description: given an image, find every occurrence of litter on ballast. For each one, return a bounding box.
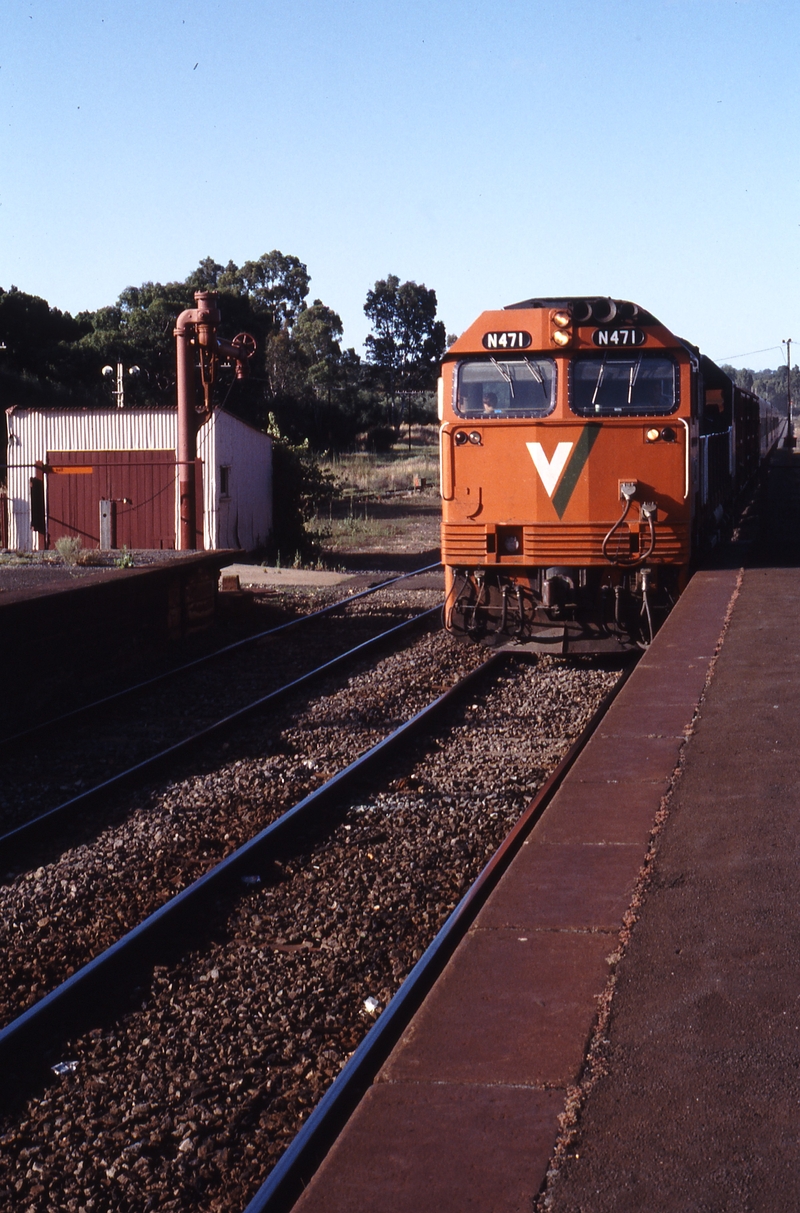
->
[241,875,262,886]
[51,1060,79,1075]
[363,996,380,1015]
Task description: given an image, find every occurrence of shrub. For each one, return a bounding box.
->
[54,536,82,565]
[266,414,341,562]
[361,425,398,453]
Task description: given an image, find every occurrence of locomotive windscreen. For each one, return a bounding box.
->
[456,357,556,418]
[570,355,678,416]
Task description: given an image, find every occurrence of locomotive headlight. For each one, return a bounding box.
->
[454,430,468,445]
[468,431,482,445]
[550,307,573,347]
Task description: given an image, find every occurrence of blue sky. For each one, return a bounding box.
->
[2,0,797,369]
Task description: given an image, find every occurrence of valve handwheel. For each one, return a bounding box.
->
[231,332,257,360]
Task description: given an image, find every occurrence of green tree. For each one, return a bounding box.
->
[217,251,310,329]
[76,279,193,404]
[0,286,93,409]
[722,363,800,415]
[72,253,313,416]
[293,300,343,403]
[0,256,439,457]
[364,274,446,425]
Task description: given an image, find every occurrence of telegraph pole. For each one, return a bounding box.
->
[784,339,795,448]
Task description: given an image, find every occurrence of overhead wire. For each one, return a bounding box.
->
[712,345,784,363]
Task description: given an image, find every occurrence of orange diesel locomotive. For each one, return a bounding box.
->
[440,297,782,653]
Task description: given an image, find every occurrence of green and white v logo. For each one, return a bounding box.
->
[526,424,601,519]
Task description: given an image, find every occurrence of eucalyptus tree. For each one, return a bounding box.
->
[364,274,446,425]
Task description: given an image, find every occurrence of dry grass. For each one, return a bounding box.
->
[318,426,439,497]
[305,507,405,551]
[306,427,440,555]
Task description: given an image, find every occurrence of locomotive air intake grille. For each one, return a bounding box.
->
[442,522,689,563]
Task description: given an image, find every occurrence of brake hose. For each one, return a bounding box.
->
[602,496,657,566]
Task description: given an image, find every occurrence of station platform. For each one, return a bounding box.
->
[291,451,800,1212]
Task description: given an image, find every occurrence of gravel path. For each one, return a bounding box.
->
[0,649,620,1212]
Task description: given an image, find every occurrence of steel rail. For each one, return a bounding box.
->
[0,563,441,750]
[243,657,637,1213]
[0,654,499,1099]
[0,605,441,863]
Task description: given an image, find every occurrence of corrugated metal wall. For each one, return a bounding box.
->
[46,451,178,549]
[202,411,272,549]
[5,407,271,552]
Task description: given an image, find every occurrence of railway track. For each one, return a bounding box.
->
[251,661,634,1213]
[0,645,625,1212]
[0,608,441,863]
[0,566,440,752]
[0,622,477,1035]
[0,567,442,856]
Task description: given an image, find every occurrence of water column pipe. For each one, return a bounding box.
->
[175,291,255,550]
[175,293,214,550]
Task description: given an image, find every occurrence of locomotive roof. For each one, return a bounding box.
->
[504,296,658,325]
[450,299,750,389]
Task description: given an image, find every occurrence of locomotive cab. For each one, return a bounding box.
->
[440,297,781,654]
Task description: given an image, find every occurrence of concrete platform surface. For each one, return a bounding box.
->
[544,562,800,1212]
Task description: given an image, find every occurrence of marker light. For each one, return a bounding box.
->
[645,426,678,444]
[468,431,482,445]
[454,431,468,445]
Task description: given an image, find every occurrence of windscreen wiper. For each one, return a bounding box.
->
[523,357,549,403]
[591,358,606,411]
[489,357,515,399]
[627,356,642,406]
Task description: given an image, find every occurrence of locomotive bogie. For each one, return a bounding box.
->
[441,297,782,653]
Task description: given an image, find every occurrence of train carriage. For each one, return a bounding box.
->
[440,297,782,653]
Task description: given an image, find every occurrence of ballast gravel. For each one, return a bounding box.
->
[0,635,620,1213]
[0,605,472,1027]
[0,585,440,835]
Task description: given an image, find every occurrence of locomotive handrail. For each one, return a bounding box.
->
[678,417,690,499]
[439,424,454,500]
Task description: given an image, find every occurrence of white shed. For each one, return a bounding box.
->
[5,406,272,552]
